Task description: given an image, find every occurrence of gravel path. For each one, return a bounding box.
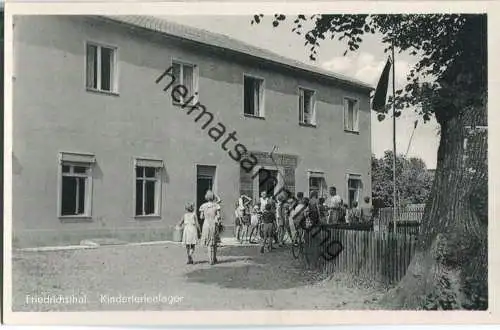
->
[13,243,385,311]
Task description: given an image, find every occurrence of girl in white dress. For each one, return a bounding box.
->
[199,191,222,265]
[178,203,201,264]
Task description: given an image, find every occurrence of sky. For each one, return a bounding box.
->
[163,15,440,169]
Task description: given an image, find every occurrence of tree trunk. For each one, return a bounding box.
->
[382,104,488,310]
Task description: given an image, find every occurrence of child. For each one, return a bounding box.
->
[236,195,252,242]
[326,187,342,224]
[284,197,295,243]
[234,201,242,241]
[290,197,308,245]
[308,192,320,228]
[349,201,362,223]
[178,203,201,264]
[259,191,269,212]
[269,197,279,245]
[260,203,276,253]
[214,193,223,244]
[319,197,327,223]
[249,205,260,244]
[275,195,285,246]
[341,202,349,223]
[361,196,373,223]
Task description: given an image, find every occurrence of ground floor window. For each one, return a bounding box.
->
[58,152,95,218]
[308,171,327,198]
[135,158,163,217]
[347,174,363,208]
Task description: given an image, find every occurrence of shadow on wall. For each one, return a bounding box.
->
[162,162,170,184]
[92,161,103,180]
[12,153,23,175]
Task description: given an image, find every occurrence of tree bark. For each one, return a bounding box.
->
[381,103,488,310]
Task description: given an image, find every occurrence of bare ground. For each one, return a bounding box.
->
[12,243,386,311]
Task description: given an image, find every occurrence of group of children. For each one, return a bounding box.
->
[234,191,294,252]
[234,187,374,253]
[177,187,374,264]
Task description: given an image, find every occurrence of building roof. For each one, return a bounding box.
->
[100,15,373,91]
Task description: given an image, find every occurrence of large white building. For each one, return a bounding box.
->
[12,15,373,247]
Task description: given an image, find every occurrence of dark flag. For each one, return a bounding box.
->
[372,56,392,112]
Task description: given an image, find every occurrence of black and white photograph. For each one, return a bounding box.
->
[3,1,494,324]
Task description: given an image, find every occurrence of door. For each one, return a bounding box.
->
[196,165,216,228]
[258,168,278,197]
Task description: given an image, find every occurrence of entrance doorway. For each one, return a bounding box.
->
[196,165,216,228]
[258,168,278,198]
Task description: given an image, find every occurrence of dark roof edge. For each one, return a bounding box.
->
[95,16,374,93]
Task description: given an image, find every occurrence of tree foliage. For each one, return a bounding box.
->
[372,151,433,208]
[253,14,487,310]
[0,8,3,43]
[251,14,487,124]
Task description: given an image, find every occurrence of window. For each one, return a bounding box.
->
[244,75,264,117]
[308,171,327,198]
[134,159,163,217]
[299,88,316,125]
[172,61,197,104]
[86,43,117,93]
[58,152,95,218]
[347,175,362,208]
[344,98,359,132]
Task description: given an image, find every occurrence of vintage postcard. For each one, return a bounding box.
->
[2,0,499,326]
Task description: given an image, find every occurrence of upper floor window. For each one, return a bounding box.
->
[172,61,198,105]
[299,88,316,126]
[344,98,359,132]
[86,43,117,93]
[244,75,264,117]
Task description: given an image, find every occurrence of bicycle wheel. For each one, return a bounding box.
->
[291,232,301,259]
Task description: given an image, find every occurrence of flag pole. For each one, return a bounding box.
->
[392,46,397,233]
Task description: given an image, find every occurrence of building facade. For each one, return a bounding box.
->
[12,15,373,247]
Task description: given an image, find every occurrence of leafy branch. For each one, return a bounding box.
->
[252,14,486,124]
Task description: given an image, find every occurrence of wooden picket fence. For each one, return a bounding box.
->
[379,205,425,223]
[304,227,418,285]
[388,221,421,236]
[376,205,424,236]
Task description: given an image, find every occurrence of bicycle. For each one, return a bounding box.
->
[291,226,311,266]
[292,219,345,270]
